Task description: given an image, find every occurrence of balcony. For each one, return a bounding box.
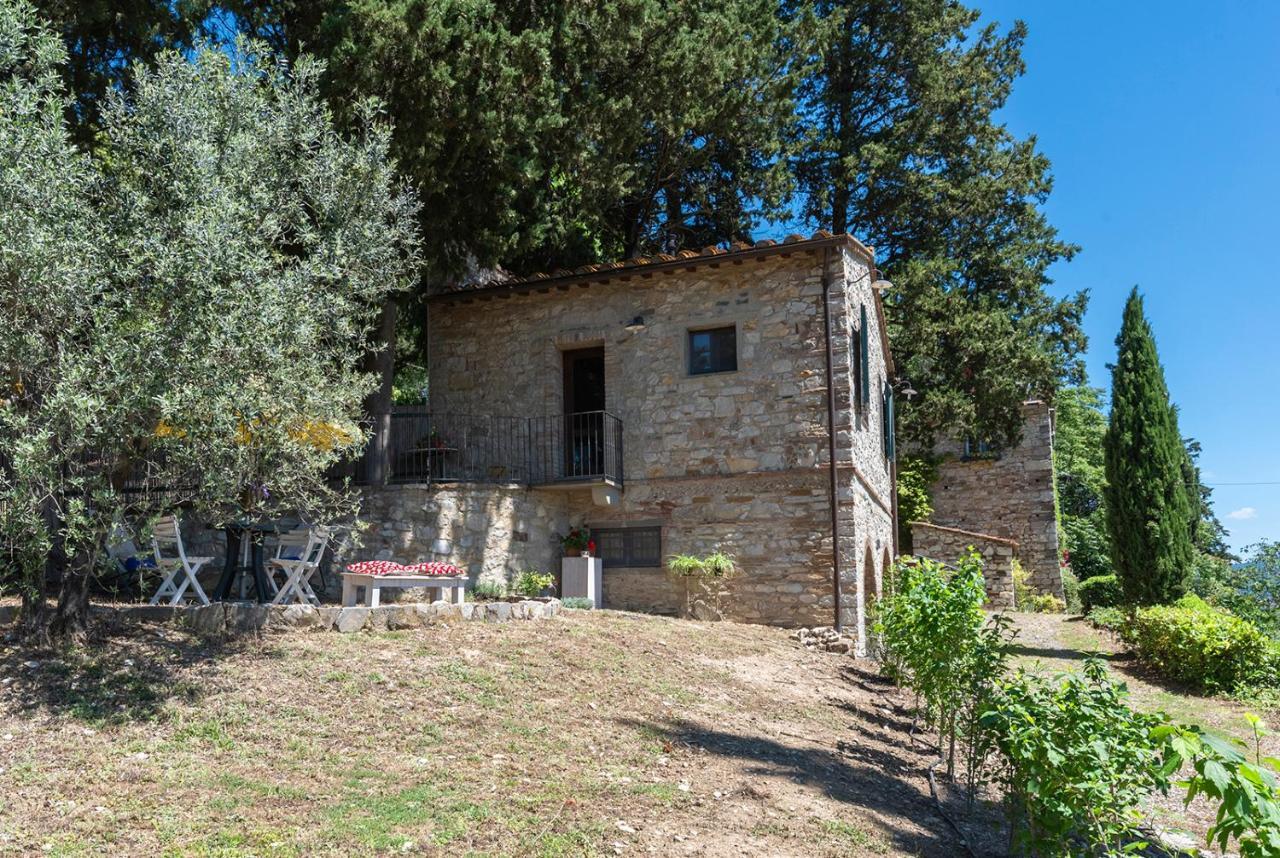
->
[356,408,623,488]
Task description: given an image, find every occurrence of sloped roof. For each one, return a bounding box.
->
[431,230,875,301]
[428,229,894,375]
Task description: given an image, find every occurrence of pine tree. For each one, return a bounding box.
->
[791,0,1086,449]
[1103,289,1194,604]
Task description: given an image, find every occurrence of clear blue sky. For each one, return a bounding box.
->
[973,1,1280,555]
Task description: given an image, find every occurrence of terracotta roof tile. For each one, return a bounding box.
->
[447,231,873,294]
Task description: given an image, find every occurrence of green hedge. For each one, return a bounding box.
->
[1120,595,1275,694]
[1077,574,1122,611]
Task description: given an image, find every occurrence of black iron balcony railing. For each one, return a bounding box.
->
[354,408,623,487]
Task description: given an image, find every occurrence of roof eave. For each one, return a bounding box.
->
[428,233,876,304]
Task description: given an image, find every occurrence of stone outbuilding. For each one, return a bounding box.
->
[912,400,1063,601]
[356,232,898,654]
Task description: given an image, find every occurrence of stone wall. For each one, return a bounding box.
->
[909,522,1016,609]
[581,470,836,627]
[349,484,570,592]
[171,484,569,602]
[427,241,896,652]
[927,401,1062,598]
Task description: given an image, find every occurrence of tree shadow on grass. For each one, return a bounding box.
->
[0,614,276,726]
[617,715,1007,857]
[1005,642,1119,663]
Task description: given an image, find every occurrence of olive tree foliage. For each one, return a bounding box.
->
[0,0,103,635]
[0,0,421,639]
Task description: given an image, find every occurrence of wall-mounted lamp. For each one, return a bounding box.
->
[624,315,646,331]
[431,538,453,556]
[872,279,893,294]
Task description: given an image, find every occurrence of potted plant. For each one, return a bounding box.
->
[667,551,737,621]
[561,527,591,558]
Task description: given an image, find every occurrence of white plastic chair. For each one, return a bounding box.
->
[268,526,331,605]
[149,515,213,606]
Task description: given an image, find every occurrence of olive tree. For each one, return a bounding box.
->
[0,0,421,640]
[0,0,104,637]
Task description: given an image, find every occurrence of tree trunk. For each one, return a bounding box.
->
[50,548,96,642]
[18,496,64,645]
[361,297,399,485]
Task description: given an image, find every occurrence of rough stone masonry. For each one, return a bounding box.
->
[396,234,898,656]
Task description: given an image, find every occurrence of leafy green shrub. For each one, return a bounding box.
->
[896,454,938,552]
[1157,715,1280,857]
[667,551,736,578]
[1078,574,1122,611]
[511,570,554,597]
[1191,544,1280,639]
[1060,567,1082,614]
[1013,560,1065,613]
[981,659,1174,856]
[1086,606,1126,633]
[877,552,1010,783]
[561,596,593,610]
[470,581,506,601]
[1121,594,1274,694]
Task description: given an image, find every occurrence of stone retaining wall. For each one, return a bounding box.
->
[909,522,1016,609]
[350,484,569,593]
[190,598,563,635]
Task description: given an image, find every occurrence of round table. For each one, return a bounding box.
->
[210,520,287,603]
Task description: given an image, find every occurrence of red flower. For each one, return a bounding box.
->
[587,540,596,553]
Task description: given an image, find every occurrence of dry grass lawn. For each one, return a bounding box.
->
[0,609,1002,857]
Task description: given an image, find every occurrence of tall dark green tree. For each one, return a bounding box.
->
[218,0,809,280]
[792,0,1086,448]
[1183,437,1235,561]
[1054,383,1111,582]
[29,0,208,144]
[1103,289,1194,605]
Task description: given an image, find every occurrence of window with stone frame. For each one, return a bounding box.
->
[593,526,662,567]
[688,325,737,375]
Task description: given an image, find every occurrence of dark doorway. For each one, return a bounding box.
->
[562,348,605,478]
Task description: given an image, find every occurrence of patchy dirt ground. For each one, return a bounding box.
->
[0,610,1008,857]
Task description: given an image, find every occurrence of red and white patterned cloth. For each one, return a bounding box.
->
[402,561,464,577]
[344,560,464,577]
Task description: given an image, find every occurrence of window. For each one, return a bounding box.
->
[688,326,737,375]
[593,526,662,567]
[962,438,1000,460]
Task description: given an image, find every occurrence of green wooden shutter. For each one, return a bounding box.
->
[882,380,896,460]
[859,305,870,411]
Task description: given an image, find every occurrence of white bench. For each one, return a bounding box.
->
[341,572,469,608]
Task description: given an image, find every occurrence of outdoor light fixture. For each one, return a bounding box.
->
[431,538,453,556]
[624,315,646,331]
[872,278,893,293]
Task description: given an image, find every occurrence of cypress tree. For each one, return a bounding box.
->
[1103,288,1194,604]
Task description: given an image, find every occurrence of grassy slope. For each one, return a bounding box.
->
[0,611,1000,857]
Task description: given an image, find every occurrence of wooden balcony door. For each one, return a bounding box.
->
[562,347,605,478]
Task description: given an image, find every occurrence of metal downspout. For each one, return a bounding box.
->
[820,248,842,631]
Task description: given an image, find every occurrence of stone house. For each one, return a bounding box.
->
[358,231,898,654]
